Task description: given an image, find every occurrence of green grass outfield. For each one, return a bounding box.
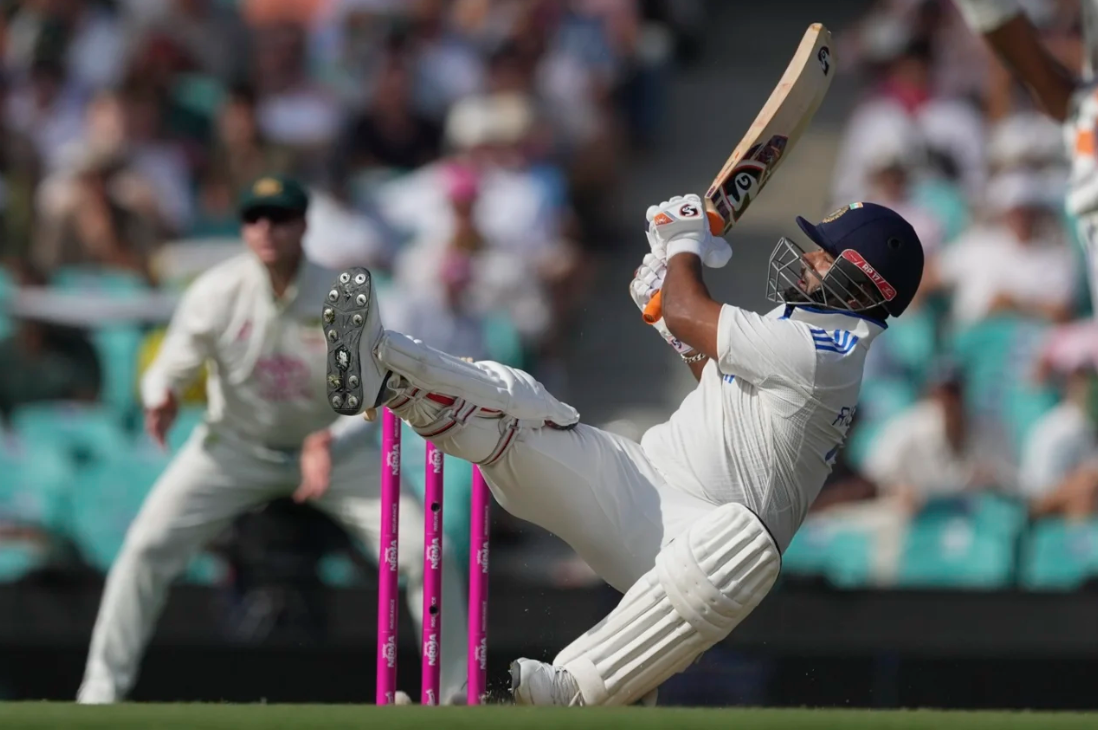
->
[2,705,1098,730]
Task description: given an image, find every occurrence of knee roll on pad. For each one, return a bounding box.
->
[554,502,780,706]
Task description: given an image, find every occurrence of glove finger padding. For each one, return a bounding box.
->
[647,193,732,269]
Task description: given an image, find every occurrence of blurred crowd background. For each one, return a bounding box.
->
[787,0,1098,592]
[0,0,701,595]
[6,0,1098,683]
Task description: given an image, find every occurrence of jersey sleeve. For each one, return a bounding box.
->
[139,278,221,409]
[715,304,815,392]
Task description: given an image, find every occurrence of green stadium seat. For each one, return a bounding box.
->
[0,265,13,342]
[0,445,74,582]
[782,521,874,587]
[896,495,1019,588]
[11,402,128,466]
[1020,518,1098,590]
[844,378,918,471]
[67,452,171,572]
[50,267,152,423]
[949,316,1058,454]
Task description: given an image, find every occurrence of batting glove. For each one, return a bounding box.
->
[645,194,732,268]
[629,252,693,355]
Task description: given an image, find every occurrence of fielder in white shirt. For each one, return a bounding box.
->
[77,176,468,705]
[311,194,925,706]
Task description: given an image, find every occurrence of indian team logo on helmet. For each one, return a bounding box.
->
[253,177,283,196]
[822,201,863,223]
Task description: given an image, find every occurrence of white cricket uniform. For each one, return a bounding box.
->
[400,303,882,591]
[78,252,468,703]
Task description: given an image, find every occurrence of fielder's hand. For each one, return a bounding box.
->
[645,194,731,268]
[295,429,334,503]
[629,252,693,355]
[144,392,179,451]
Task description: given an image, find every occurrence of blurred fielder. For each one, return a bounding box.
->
[77,176,468,705]
[310,193,924,705]
[952,0,1098,310]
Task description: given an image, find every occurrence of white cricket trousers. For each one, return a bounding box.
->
[77,424,467,703]
[391,402,720,594]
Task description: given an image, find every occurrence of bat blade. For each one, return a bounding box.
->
[643,23,834,325]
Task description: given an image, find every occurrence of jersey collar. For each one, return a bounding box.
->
[783,304,888,343]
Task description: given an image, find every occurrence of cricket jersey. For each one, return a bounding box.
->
[641,304,885,551]
[141,253,357,450]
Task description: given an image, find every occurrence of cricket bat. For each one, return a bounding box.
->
[643,23,835,324]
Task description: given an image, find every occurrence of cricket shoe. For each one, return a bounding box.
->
[322,267,390,416]
[510,658,583,706]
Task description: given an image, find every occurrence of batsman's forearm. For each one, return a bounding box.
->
[661,254,721,359]
[981,14,1076,120]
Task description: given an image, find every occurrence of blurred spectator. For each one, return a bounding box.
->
[252,22,342,153]
[6,0,127,92]
[1020,363,1098,519]
[863,364,1002,514]
[34,145,166,282]
[333,51,443,177]
[126,0,251,83]
[0,264,101,420]
[1019,322,1098,519]
[3,57,85,173]
[207,84,294,198]
[927,171,1077,329]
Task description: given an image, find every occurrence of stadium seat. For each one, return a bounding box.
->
[949,316,1058,454]
[896,495,1020,588]
[67,451,172,572]
[0,444,74,582]
[0,264,13,342]
[1020,518,1098,590]
[11,402,129,466]
[0,443,73,534]
[51,267,153,423]
[782,520,874,587]
[843,378,918,471]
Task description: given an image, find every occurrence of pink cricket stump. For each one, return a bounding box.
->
[467,466,490,704]
[421,442,445,705]
[377,409,401,705]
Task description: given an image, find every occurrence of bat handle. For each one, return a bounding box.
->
[641,211,725,324]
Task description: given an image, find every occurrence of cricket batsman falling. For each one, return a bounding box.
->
[309,194,924,706]
[951,0,1098,311]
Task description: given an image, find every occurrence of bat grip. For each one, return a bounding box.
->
[641,211,725,324]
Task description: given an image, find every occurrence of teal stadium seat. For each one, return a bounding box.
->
[67,445,227,584]
[51,267,151,423]
[1020,518,1098,590]
[12,402,128,465]
[782,521,874,587]
[896,495,1022,588]
[0,444,74,581]
[67,450,171,572]
[0,265,13,342]
[949,316,1058,455]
